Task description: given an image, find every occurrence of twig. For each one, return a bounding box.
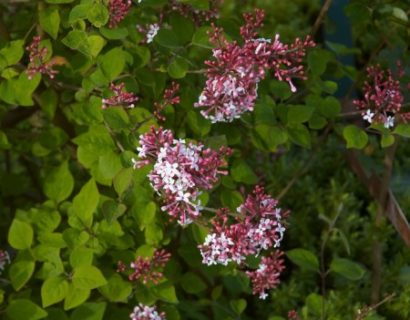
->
[312,0,333,35]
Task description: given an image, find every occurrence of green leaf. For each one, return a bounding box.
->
[100,48,126,81]
[0,130,11,149]
[155,282,178,303]
[8,219,33,249]
[72,265,107,290]
[64,284,90,310]
[70,247,94,268]
[62,30,91,55]
[168,57,188,79]
[39,88,58,119]
[287,105,314,124]
[230,299,247,315]
[191,26,212,48]
[308,48,332,77]
[70,179,99,228]
[70,302,106,320]
[343,125,368,149]
[113,168,133,196]
[6,299,48,320]
[100,27,129,40]
[0,72,41,106]
[134,201,156,229]
[286,248,319,272]
[87,3,109,28]
[220,189,243,211]
[330,258,366,281]
[254,124,288,151]
[39,7,60,39]
[88,35,106,57]
[97,151,123,181]
[9,259,35,291]
[181,272,207,294]
[68,4,91,23]
[99,274,132,302]
[381,133,395,148]
[231,160,258,184]
[287,124,311,148]
[41,276,69,307]
[394,124,410,138]
[155,29,181,48]
[43,161,74,203]
[46,0,74,3]
[0,40,24,70]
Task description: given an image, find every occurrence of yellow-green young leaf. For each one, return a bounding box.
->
[155,282,178,303]
[113,168,133,196]
[145,223,163,245]
[64,284,90,310]
[180,272,207,294]
[343,125,368,149]
[134,201,156,229]
[46,0,74,3]
[71,179,99,228]
[168,57,188,79]
[88,35,106,57]
[330,258,366,281]
[8,219,33,249]
[9,259,35,291]
[69,247,94,268]
[70,302,106,320]
[0,40,24,70]
[287,124,312,148]
[72,265,107,290]
[381,134,395,148]
[41,276,69,307]
[6,299,48,320]
[39,7,60,39]
[286,248,319,272]
[87,3,109,28]
[99,274,132,302]
[0,130,11,149]
[43,161,74,203]
[100,48,126,81]
[62,30,90,56]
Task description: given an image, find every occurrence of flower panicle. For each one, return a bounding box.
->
[102,82,139,109]
[130,303,166,320]
[26,36,58,80]
[353,63,410,129]
[154,82,181,121]
[109,0,132,28]
[117,249,171,285]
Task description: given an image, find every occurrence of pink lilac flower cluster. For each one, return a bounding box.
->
[199,186,287,299]
[102,82,139,109]
[154,82,180,121]
[199,186,287,266]
[194,9,315,123]
[0,250,10,275]
[26,36,58,80]
[130,303,165,320]
[117,249,170,284]
[108,0,132,28]
[246,251,285,299]
[353,64,410,129]
[133,126,230,225]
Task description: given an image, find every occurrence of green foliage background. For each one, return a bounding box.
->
[1,0,410,319]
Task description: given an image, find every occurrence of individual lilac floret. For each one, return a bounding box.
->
[194,9,315,123]
[199,186,288,266]
[154,82,180,121]
[26,36,58,80]
[246,251,285,299]
[135,126,231,225]
[130,304,165,320]
[0,250,10,275]
[102,82,139,109]
[117,249,170,285]
[353,64,410,129]
[108,0,132,28]
[136,23,160,44]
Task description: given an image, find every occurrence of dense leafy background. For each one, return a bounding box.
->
[1,0,410,319]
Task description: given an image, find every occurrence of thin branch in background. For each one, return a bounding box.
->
[356,293,396,320]
[311,0,333,35]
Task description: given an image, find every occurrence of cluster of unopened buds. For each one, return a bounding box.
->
[108,0,133,28]
[117,249,170,284]
[133,126,231,225]
[199,186,288,299]
[194,9,315,123]
[130,303,165,320]
[353,63,410,129]
[101,82,139,109]
[169,0,220,25]
[154,82,180,121]
[0,250,10,275]
[26,36,58,80]
[288,310,301,320]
